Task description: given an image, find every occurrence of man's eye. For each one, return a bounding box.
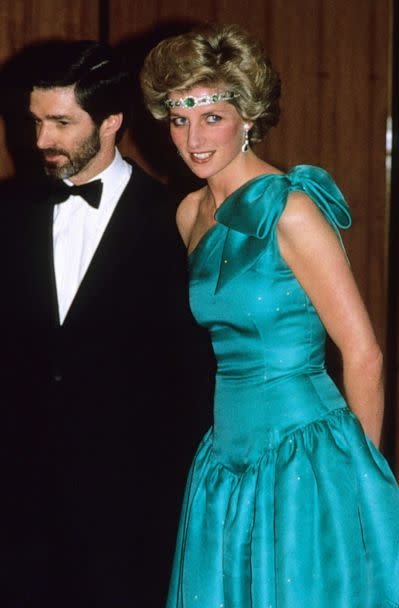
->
[58,121,69,126]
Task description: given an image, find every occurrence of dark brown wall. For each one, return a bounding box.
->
[0,0,396,470]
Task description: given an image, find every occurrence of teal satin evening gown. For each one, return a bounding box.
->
[166,165,399,608]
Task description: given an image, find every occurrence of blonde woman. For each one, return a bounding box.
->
[141,24,399,608]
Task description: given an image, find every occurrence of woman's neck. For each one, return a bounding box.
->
[206,151,277,208]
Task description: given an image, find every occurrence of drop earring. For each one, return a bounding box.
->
[242,124,250,153]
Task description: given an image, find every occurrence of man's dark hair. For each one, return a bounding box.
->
[29,40,132,139]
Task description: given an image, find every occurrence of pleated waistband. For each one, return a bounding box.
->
[212,372,348,469]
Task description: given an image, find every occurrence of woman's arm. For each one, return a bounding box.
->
[277,191,384,447]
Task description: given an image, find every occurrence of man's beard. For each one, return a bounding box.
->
[41,126,101,179]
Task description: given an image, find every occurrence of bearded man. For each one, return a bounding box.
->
[0,41,211,608]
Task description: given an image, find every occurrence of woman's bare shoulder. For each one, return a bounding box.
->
[278,191,327,232]
[176,186,208,245]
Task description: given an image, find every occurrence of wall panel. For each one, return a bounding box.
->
[0,0,395,468]
[0,0,99,179]
[111,0,390,341]
[108,0,394,464]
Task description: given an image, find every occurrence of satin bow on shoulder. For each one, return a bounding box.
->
[47,179,103,208]
[213,165,352,293]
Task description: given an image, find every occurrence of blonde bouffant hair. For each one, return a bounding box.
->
[140,24,281,145]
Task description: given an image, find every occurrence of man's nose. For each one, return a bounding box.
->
[36,124,54,149]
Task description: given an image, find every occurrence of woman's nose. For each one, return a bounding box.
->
[187,123,204,150]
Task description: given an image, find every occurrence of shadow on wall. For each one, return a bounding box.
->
[0,43,44,184]
[0,20,206,199]
[115,19,206,199]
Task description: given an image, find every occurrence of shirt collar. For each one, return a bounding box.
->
[87,147,126,187]
[64,148,131,208]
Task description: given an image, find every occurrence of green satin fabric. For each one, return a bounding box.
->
[167,166,399,608]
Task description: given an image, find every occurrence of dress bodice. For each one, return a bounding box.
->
[188,165,351,383]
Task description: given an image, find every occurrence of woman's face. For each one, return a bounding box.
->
[168,85,249,180]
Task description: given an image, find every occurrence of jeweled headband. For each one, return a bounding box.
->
[164,90,240,109]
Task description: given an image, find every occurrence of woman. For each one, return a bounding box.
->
[141,24,399,608]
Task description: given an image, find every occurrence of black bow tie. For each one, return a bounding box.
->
[48,179,103,208]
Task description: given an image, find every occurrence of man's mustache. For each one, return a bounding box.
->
[41,148,70,159]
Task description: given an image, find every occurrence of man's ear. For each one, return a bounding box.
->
[100,113,123,137]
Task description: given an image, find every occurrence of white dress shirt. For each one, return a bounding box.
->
[53,148,132,324]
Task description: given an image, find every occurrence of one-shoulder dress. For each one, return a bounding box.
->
[166,165,399,608]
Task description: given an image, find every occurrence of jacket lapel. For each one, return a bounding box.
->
[25,200,60,328]
[61,163,155,326]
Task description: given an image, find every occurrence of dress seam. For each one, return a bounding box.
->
[304,295,314,369]
[176,446,211,606]
[208,407,349,477]
[272,454,277,608]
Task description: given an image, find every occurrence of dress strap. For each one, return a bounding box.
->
[214,165,351,293]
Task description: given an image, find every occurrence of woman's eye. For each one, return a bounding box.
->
[207,114,222,123]
[170,116,187,127]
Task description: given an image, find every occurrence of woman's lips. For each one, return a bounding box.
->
[190,151,215,163]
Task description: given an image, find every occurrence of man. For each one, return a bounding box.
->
[0,41,211,607]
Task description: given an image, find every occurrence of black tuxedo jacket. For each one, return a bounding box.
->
[0,162,213,607]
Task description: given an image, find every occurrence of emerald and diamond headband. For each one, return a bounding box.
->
[164,90,240,109]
